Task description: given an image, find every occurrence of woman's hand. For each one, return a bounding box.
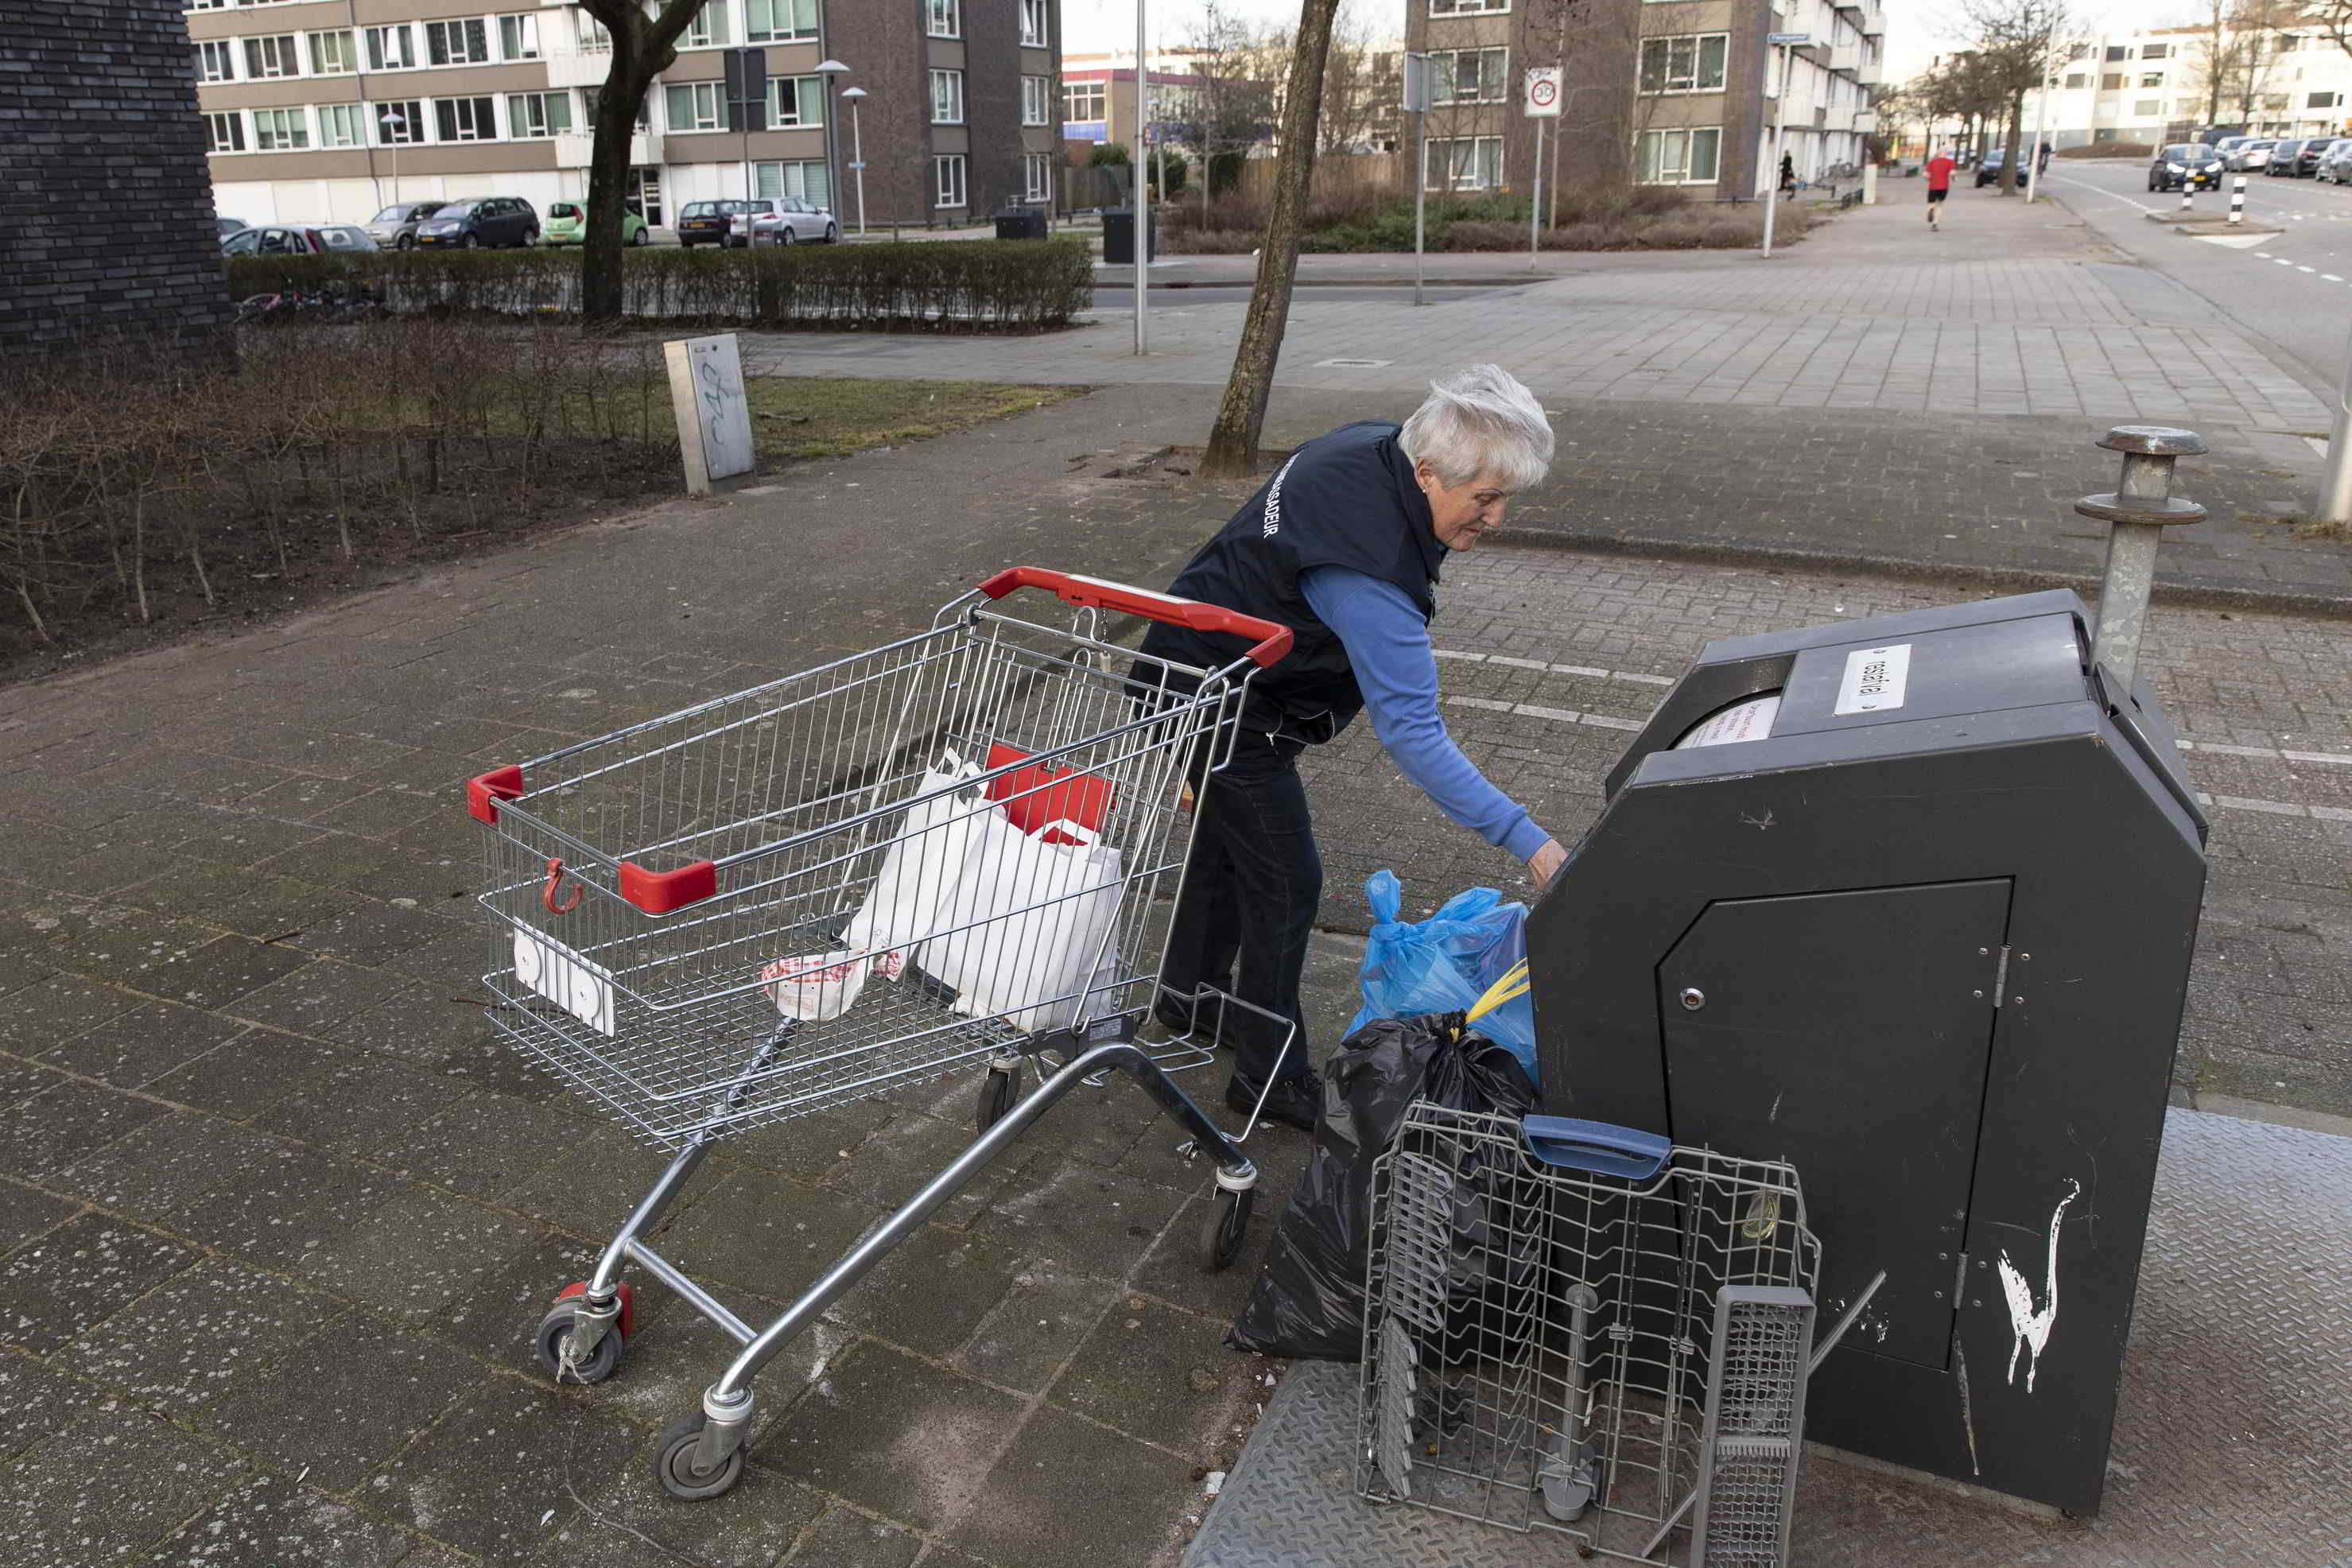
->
[1527,837,1567,890]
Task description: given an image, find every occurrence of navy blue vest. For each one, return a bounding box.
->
[1139,421,1444,745]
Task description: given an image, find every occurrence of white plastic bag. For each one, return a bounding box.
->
[916,816,1124,1033]
[760,949,868,1022]
[840,751,990,972]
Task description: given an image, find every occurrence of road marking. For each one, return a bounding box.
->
[2179,738,2352,766]
[2257,252,2274,258]
[2276,257,2298,265]
[1436,649,1675,689]
[2326,274,2345,281]
[1442,693,1650,734]
[2300,266,2318,271]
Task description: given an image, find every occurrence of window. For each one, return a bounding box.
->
[2104,45,2126,60]
[574,12,612,51]
[1636,125,1719,184]
[188,0,228,10]
[507,90,572,137]
[375,99,426,144]
[2063,72,2086,89]
[1424,135,1502,189]
[243,34,299,79]
[427,19,491,65]
[755,158,831,204]
[1432,47,1508,103]
[436,95,497,140]
[252,106,309,149]
[933,153,967,207]
[1429,0,1510,14]
[1022,75,1050,125]
[2315,91,2344,107]
[665,80,726,130]
[930,68,964,124]
[745,0,818,44]
[204,111,246,153]
[1020,0,1048,46]
[927,0,960,37]
[307,29,355,74]
[497,14,540,60]
[2140,42,2168,58]
[2100,72,2124,90]
[2262,93,2289,110]
[770,76,824,125]
[1063,80,1106,121]
[2133,98,2160,115]
[2139,71,2163,87]
[1023,150,1051,201]
[196,40,235,81]
[1640,33,1727,94]
[685,0,731,47]
[366,25,415,71]
[317,103,366,147]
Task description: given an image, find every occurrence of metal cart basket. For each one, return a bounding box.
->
[468,567,1296,1499]
[1360,1104,1857,1567]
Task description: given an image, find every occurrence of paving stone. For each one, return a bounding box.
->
[217,957,412,1037]
[211,873,375,942]
[0,949,54,998]
[201,1311,482,1492]
[0,972,142,1054]
[294,1185,545,1318]
[759,1341,1027,1534]
[816,1108,1042,1228]
[0,1180,77,1256]
[1123,1190,1290,1325]
[708,1096,898,1186]
[285,900,464,966]
[140,1471,425,1567]
[941,1405,1199,1568]
[63,1112,299,1221]
[0,1403,250,1568]
[973,1161,1193,1283]
[367,1379,642,1558]
[1046,1298,1259,1456]
[162,1140,402,1272]
[658,1167,887,1304]
[143,934,317,1010]
[38,904,219,985]
[363,1091,596,1201]
[952,1264,1119,1395]
[0,1213,200,1355]
[142,1026,345,1120]
[503,1124,696,1240]
[0,1353,85,1466]
[35,999,252,1091]
[780,1503,925,1568]
[329,985,500,1063]
[62,1254,343,1409]
[0,1074,175,1183]
[164,809,332,868]
[251,1056,475,1155]
[823,1222,1027,1360]
[425,1228,602,1369]
[581,1282,828,1449]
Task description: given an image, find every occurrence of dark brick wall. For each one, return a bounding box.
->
[0,0,234,362]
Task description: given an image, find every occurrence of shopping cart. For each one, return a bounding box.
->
[1359,1104,1880,1566]
[468,567,1299,1499]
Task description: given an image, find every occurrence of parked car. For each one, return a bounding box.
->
[675,199,772,248]
[1973,146,2050,188]
[2319,138,2352,183]
[744,196,841,245]
[411,196,539,249]
[542,200,650,247]
[2268,138,2311,175]
[365,200,448,250]
[2148,142,2224,192]
[220,224,379,255]
[2224,138,2276,172]
[214,216,250,239]
[2295,138,2335,176]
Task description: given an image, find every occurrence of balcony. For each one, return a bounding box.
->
[553,130,660,168]
[1857,57,1883,84]
[1852,109,1877,131]
[1820,104,1856,131]
[1861,3,1885,34]
[545,44,614,90]
[1830,42,1861,72]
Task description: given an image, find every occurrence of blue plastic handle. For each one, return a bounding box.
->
[1521,1116,1671,1182]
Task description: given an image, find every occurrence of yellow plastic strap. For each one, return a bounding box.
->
[1466,960,1530,1024]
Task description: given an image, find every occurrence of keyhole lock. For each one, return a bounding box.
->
[1679,987,1706,1011]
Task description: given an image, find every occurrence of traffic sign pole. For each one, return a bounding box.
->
[1523,66,1562,272]
[1761,34,1807,260]
[1405,53,1430,307]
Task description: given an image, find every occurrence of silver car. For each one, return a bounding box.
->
[743,196,840,246]
[2226,138,2276,173]
[2321,138,2352,183]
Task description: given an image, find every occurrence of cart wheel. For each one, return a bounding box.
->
[533,1282,633,1385]
[654,1414,745,1500]
[1197,1186,1254,1271]
[976,1068,1018,1133]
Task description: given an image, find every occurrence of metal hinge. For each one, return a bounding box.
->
[1989,945,2011,1008]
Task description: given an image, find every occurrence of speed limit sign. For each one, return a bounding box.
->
[1524,66,1562,117]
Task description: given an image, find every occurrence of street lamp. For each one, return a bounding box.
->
[817,58,847,223]
[839,85,867,235]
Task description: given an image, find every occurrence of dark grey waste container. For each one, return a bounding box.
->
[993,208,1047,240]
[1525,588,2206,1519]
[1101,206,1154,264]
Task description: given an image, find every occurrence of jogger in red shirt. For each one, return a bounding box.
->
[1925,149,1956,230]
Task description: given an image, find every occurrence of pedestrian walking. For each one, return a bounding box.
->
[1926,146,1956,229]
[1780,153,1798,196]
[1129,366,1567,1131]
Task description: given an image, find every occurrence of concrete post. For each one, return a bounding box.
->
[2074,426,2207,697]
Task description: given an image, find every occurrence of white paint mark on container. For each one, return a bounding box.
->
[1997,1178,2080,1393]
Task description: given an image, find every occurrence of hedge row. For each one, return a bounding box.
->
[224,239,1095,332]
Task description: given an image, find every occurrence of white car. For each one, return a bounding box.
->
[743,196,841,246]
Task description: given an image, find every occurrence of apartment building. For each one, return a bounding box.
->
[1405,0,1882,201]
[186,0,1062,231]
[2022,25,2352,149]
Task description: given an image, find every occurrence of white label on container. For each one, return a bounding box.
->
[1675,693,1783,749]
[1834,643,1912,716]
[514,926,615,1037]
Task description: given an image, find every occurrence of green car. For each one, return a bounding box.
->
[542,201,650,247]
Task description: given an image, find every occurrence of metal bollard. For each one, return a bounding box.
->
[2074,425,2206,697]
[2230,174,2246,224]
[2179,185,2193,214]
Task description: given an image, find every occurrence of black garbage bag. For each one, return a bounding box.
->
[1226,1010,1538,1360]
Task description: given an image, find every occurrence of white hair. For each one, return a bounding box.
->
[1399,364,1554,491]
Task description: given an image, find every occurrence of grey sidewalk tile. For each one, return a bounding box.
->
[502,1124,692,1240]
[203,1311,483,1493]
[36,998,251,1090]
[280,899,459,966]
[941,1405,1201,1568]
[1046,1298,1261,1457]
[218,956,412,1035]
[972,1162,1192,1283]
[61,1253,342,1409]
[950,1265,1119,1395]
[367,1379,642,1558]
[820,1224,1028,1360]
[814,1108,1040,1225]
[658,1169,886,1304]
[525,1455,822,1568]
[0,1213,200,1355]
[364,1091,596,1201]
[0,1403,251,1568]
[293,1185,547,1318]
[142,1025,345,1120]
[250,1055,475,1155]
[161,1139,403,1272]
[142,933,316,1010]
[0,1354,84,1468]
[778,1503,925,1568]
[140,1472,426,1568]
[0,972,143,1053]
[60,1112,293,1221]
[0,1075,176,1184]
[0,1181,77,1257]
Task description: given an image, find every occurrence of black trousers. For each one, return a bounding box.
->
[1161,730,1321,1090]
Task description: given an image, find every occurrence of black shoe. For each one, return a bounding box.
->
[1225,1075,1320,1133]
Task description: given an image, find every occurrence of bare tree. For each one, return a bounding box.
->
[2190,0,2294,127]
[1177,1,1284,210]
[1203,0,1344,476]
[1317,6,1399,157]
[1958,0,2074,192]
[577,0,704,324]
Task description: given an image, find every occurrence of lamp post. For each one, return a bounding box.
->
[839,85,867,235]
[816,58,847,221]
[1761,33,1808,259]
[1134,0,1150,356]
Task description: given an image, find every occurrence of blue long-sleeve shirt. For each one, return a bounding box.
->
[1301,566,1549,863]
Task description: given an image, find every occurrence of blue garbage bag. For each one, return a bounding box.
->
[1347,870,1537,1083]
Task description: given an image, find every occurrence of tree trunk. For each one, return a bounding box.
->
[580,64,650,324]
[1998,95,2024,193]
[1202,0,1344,478]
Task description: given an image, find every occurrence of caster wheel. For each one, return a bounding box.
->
[655,1414,745,1500]
[976,1068,1017,1133]
[534,1281,632,1384]
[1197,1186,1254,1271]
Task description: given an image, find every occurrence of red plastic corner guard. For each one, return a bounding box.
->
[468,765,525,824]
[556,1279,635,1338]
[619,858,719,914]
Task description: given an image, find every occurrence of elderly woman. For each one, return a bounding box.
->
[1137,364,1566,1131]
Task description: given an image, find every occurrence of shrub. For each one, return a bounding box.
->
[224,239,1094,332]
[2057,141,2150,159]
[1159,184,1806,254]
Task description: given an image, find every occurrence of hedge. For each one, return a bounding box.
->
[223,239,1094,332]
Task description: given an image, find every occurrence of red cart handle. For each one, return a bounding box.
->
[977,567,1293,669]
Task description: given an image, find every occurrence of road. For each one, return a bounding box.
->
[1089,285,1500,306]
[2040,155,2352,388]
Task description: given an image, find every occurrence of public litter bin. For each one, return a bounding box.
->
[993,207,1047,240]
[1102,206,1154,264]
[1525,588,2208,1518]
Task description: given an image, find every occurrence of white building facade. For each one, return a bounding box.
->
[2024,23,2352,149]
